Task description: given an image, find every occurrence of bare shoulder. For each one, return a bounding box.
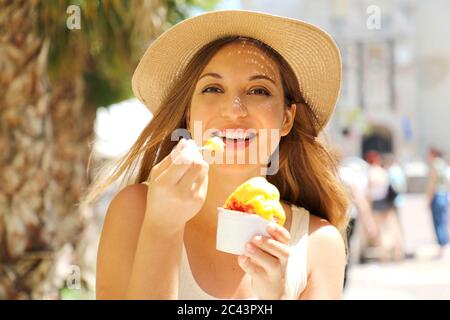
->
[307,214,346,272]
[100,183,148,240]
[308,214,345,246]
[299,214,346,299]
[96,183,148,299]
[106,183,148,222]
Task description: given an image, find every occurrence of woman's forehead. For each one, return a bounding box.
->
[204,41,280,81]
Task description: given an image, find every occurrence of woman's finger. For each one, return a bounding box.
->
[177,161,208,194]
[159,151,194,185]
[148,138,186,181]
[160,139,204,185]
[252,235,290,261]
[266,222,291,245]
[191,162,209,191]
[244,243,279,273]
[172,139,203,165]
[238,255,265,277]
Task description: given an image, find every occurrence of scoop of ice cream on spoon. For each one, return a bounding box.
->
[198,136,225,153]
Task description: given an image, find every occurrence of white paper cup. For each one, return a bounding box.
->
[216,207,271,255]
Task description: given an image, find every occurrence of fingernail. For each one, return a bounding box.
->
[246,243,255,253]
[253,236,262,244]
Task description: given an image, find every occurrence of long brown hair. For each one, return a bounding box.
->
[81,35,350,239]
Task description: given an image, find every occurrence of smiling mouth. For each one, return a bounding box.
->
[220,136,257,144]
[208,130,257,151]
[211,130,258,144]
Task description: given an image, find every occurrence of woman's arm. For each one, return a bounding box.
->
[96,138,209,299]
[299,218,346,299]
[96,184,184,300]
[126,211,184,299]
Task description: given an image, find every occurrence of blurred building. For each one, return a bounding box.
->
[241,0,450,168]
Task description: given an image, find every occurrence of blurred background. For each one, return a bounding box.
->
[1,0,449,299]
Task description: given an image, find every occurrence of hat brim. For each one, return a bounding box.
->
[132,9,341,132]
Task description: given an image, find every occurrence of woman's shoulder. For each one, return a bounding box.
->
[306,213,346,270]
[288,204,344,246]
[308,214,343,244]
[96,183,148,298]
[103,183,148,231]
[308,214,346,275]
[289,204,341,239]
[109,183,147,213]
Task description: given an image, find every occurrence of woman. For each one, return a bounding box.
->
[426,148,449,258]
[84,10,349,299]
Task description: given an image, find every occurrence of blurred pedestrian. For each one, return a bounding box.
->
[383,153,406,260]
[366,150,404,262]
[339,155,378,287]
[426,148,449,259]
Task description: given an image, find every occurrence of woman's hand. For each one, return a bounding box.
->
[143,138,209,234]
[238,222,292,300]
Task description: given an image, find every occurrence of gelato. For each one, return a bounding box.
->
[203,136,225,153]
[223,177,286,226]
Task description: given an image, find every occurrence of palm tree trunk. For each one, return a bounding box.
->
[1,0,52,299]
[0,0,94,299]
[0,0,175,299]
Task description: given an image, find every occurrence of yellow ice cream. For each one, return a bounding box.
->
[203,136,225,153]
[223,177,286,226]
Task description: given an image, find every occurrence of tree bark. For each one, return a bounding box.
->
[0,0,169,299]
[0,0,94,299]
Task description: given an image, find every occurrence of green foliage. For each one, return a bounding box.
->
[85,69,132,109]
[166,0,220,25]
[60,287,95,300]
[38,0,221,108]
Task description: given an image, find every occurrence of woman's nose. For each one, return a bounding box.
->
[219,95,248,120]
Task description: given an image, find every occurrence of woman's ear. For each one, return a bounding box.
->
[281,103,297,136]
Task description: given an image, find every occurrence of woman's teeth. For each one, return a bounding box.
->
[214,130,256,141]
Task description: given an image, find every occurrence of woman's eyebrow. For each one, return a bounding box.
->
[248,74,276,85]
[199,72,276,84]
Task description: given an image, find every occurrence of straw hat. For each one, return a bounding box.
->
[132,9,342,132]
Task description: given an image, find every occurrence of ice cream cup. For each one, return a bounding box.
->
[216,207,271,255]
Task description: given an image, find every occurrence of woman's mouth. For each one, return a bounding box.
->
[212,130,258,150]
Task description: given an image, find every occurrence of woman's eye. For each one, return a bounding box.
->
[202,87,222,93]
[249,88,271,96]
[201,87,270,96]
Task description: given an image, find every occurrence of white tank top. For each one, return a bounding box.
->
[178,204,310,299]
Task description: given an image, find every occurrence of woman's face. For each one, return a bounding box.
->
[188,41,296,173]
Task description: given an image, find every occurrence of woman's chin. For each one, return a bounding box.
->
[209,162,266,175]
[202,148,271,174]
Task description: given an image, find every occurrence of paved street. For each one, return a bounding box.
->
[343,194,450,299]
